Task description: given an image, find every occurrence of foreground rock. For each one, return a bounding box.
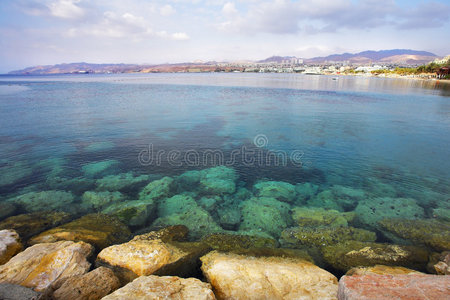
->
[0,229,22,265]
[0,283,43,300]
[379,218,450,252]
[346,265,424,275]
[0,212,72,241]
[102,275,215,300]
[97,228,209,283]
[29,213,131,250]
[433,251,450,275]
[201,251,338,300]
[0,241,93,293]
[322,241,429,272]
[52,267,120,300]
[338,274,450,300]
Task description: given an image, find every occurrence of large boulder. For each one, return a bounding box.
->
[0,283,43,300]
[52,267,120,300]
[321,241,429,272]
[201,233,278,252]
[96,229,210,283]
[378,218,450,252]
[0,241,93,293]
[102,275,216,300]
[157,194,198,217]
[295,182,319,204]
[0,229,22,265]
[253,180,297,203]
[201,251,338,299]
[28,214,131,250]
[354,197,424,230]
[0,212,72,241]
[13,190,76,213]
[338,274,450,300]
[433,252,450,275]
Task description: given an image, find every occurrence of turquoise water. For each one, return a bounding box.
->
[0,73,449,246]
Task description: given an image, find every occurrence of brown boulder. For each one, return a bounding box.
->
[102,275,215,300]
[0,241,93,293]
[52,266,120,300]
[0,229,22,265]
[28,213,130,250]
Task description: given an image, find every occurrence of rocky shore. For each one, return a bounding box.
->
[0,223,448,299]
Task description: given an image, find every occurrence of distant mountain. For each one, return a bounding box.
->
[257,56,297,63]
[304,49,438,64]
[8,62,148,75]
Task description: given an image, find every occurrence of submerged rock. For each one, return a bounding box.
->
[96,172,151,193]
[52,266,120,300]
[0,212,72,241]
[253,180,297,203]
[291,207,355,227]
[102,199,155,227]
[157,194,198,217]
[0,202,16,221]
[338,274,450,300]
[432,207,450,222]
[321,241,429,272]
[378,218,450,252]
[97,231,210,283]
[133,225,189,242]
[239,197,291,239]
[330,185,366,211]
[152,206,222,240]
[139,176,174,202]
[174,170,202,192]
[307,190,342,211]
[84,141,115,152]
[102,275,216,300]
[81,160,120,179]
[201,251,338,300]
[280,226,376,249]
[354,197,425,230]
[0,241,93,293]
[0,229,23,265]
[13,190,76,213]
[201,233,278,252]
[199,166,238,195]
[81,190,127,211]
[295,182,319,204]
[0,161,33,188]
[218,207,241,230]
[29,213,131,250]
[45,176,95,195]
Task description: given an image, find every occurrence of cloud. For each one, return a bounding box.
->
[217,0,447,35]
[65,11,189,41]
[48,0,85,19]
[160,4,176,16]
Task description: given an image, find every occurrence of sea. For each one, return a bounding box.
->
[0,73,449,244]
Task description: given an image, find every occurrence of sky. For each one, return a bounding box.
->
[0,0,449,73]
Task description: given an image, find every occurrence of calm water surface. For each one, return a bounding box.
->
[0,73,448,240]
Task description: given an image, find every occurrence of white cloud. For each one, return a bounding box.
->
[48,0,85,19]
[171,32,190,40]
[160,4,176,16]
[222,2,237,16]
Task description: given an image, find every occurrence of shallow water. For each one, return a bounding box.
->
[0,73,449,247]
